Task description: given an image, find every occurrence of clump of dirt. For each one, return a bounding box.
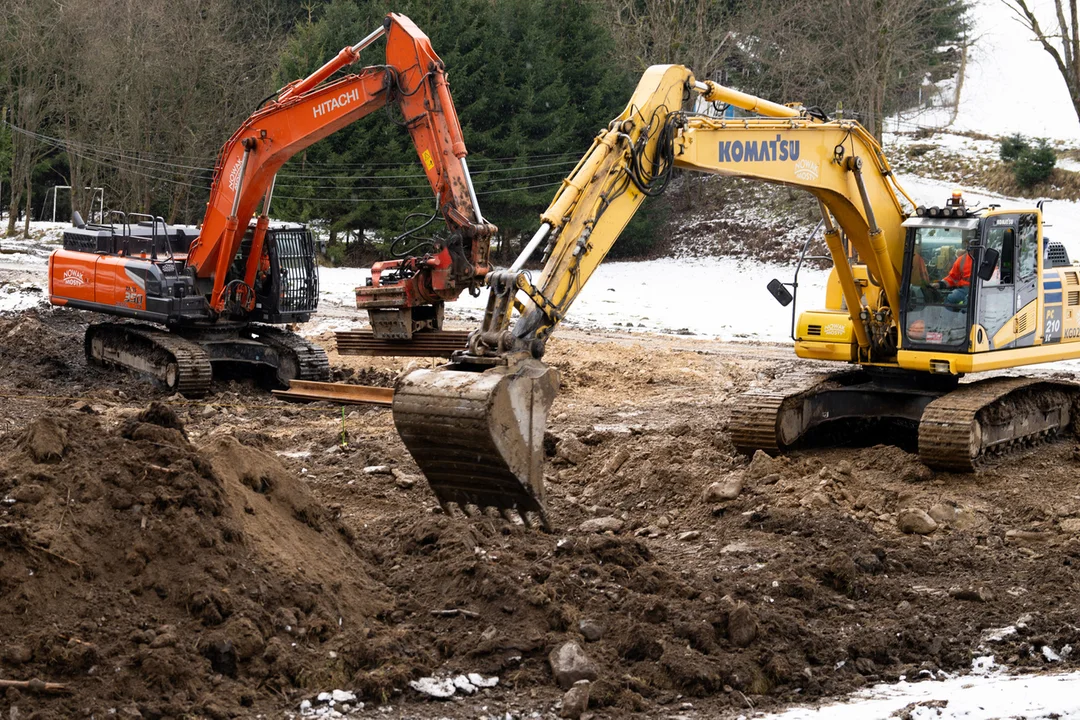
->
[0,405,391,718]
[0,308,106,391]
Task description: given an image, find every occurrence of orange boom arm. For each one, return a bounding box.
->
[185,13,493,315]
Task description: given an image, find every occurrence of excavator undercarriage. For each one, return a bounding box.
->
[730,370,1079,471]
[84,322,330,397]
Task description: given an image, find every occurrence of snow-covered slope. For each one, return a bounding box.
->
[894,0,1080,142]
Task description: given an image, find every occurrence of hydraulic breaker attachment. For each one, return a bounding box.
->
[392,358,560,529]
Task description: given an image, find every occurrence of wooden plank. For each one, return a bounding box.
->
[272,380,393,406]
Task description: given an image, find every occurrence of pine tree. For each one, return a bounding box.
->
[272,0,634,262]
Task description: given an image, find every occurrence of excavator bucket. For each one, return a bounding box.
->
[392,359,560,529]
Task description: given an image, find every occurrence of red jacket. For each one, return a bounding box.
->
[945,253,972,288]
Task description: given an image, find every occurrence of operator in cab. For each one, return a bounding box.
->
[931,237,973,305]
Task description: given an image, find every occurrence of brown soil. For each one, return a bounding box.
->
[2,306,1080,719]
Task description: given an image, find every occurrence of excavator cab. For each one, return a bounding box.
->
[900,204,1047,355]
[900,218,980,349]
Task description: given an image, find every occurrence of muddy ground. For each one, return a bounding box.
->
[2,305,1080,720]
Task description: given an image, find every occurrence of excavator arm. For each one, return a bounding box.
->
[393,64,916,527]
[482,65,915,360]
[185,13,494,316]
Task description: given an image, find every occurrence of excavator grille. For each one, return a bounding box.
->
[267,228,319,315]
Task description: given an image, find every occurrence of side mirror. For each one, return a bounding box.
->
[978,247,1000,282]
[767,278,793,307]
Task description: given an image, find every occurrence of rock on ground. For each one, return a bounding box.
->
[579,516,623,534]
[928,503,957,526]
[745,450,777,480]
[601,448,630,475]
[703,474,742,502]
[897,508,938,535]
[727,602,759,648]
[579,620,603,642]
[559,680,590,719]
[557,437,589,465]
[549,641,598,689]
[21,416,66,463]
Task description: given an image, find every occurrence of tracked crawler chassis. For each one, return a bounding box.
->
[729,369,1079,470]
[84,322,330,397]
[56,219,329,396]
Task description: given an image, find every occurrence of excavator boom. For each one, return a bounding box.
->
[186,12,494,316]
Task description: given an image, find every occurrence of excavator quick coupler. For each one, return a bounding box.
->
[392,358,559,529]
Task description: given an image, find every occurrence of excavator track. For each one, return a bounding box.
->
[247,325,331,384]
[729,369,863,454]
[86,323,213,397]
[918,378,1079,471]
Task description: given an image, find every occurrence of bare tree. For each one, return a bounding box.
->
[1003,0,1080,124]
[605,0,742,82]
[37,0,285,225]
[2,0,59,237]
[741,0,967,141]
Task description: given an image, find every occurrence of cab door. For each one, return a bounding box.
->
[1014,213,1039,347]
[975,215,1016,349]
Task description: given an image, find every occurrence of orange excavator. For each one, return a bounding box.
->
[48,13,494,395]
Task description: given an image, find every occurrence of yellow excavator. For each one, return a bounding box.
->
[392,64,1080,528]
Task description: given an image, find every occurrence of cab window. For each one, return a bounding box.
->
[903,225,975,348]
[983,224,1014,286]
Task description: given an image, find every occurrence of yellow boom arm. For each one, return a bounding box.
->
[475,65,914,362]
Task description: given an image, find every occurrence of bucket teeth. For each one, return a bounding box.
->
[393,358,560,530]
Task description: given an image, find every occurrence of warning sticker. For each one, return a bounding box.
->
[421,149,435,170]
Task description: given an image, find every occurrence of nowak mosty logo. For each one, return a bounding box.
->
[227,157,243,192]
[62,269,86,286]
[313,89,360,119]
[718,135,820,180]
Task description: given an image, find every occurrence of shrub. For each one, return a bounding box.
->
[321,243,346,267]
[1013,140,1056,188]
[999,134,1029,162]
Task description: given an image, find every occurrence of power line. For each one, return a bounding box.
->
[276,158,578,181]
[273,169,572,192]
[273,180,563,203]
[3,118,584,173]
[42,137,564,203]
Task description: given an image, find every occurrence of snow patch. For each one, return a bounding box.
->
[745,669,1080,719]
[408,673,499,699]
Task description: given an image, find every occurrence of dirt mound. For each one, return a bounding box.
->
[0,405,389,718]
